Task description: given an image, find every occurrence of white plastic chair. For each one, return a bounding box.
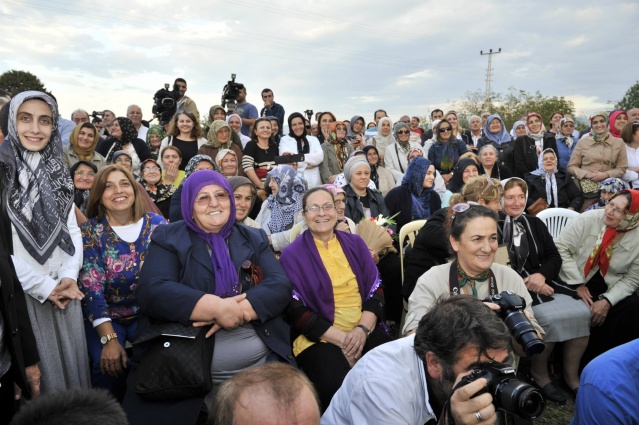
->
[399,219,427,285]
[535,208,580,240]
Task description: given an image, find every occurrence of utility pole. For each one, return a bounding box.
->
[480,48,501,102]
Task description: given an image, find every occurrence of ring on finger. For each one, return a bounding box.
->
[475,411,483,422]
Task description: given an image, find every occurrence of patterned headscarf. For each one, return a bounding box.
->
[69,123,99,161]
[0,91,75,264]
[484,114,511,145]
[556,117,575,149]
[266,165,305,234]
[106,117,138,164]
[530,148,559,207]
[328,121,349,170]
[70,160,97,215]
[205,120,233,149]
[600,177,628,194]
[435,120,457,173]
[609,110,628,138]
[525,112,547,156]
[215,148,238,176]
[589,112,610,142]
[585,189,639,278]
[181,154,216,187]
[401,157,434,219]
[182,170,239,297]
[140,158,175,204]
[146,125,165,159]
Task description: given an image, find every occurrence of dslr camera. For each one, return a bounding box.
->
[455,362,545,420]
[484,291,545,356]
[221,74,244,112]
[152,83,179,125]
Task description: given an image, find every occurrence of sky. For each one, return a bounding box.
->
[1,0,638,125]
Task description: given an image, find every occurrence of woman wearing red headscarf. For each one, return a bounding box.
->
[512,112,558,178]
[556,189,639,372]
[609,110,629,139]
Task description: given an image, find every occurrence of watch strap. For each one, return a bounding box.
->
[356,324,371,338]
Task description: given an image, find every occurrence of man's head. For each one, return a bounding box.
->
[469,115,481,133]
[9,389,128,425]
[127,104,143,128]
[238,87,247,103]
[174,78,187,99]
[71,109,90,125]
[102,110,116,126]
[414,296,511,397]
[210,363,321,425]
[431,109,444,121]
[374,109,387,124]
[400,115,411,124]
[481,112,491,126]
[411,116,421,129]
[628,107,639,122]
[261,88,274,105]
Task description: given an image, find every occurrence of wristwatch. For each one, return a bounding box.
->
[100,333,118,346]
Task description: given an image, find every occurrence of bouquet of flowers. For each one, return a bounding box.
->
[356,213,399,255]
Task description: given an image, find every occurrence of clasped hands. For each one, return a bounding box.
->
[47,277,84,309]
[193,293,255,337]
[341,326,367,367]
[523,273,554,297]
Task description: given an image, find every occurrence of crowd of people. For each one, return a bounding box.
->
[1,81,639,425]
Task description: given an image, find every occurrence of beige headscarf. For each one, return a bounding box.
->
[205,120,233,149]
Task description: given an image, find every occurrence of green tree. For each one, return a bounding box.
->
[0,70,47,96]
[616,81,639,110]
[454,87,575,131]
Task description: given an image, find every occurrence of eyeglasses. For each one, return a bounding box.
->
[397,130,410,135]
[195,192,230,206]
[75,171,96,177]
[143,166,161,172]
[115,158,132,164]
[334,199,346,206]
[305,203,335,213]
[439,127,452,132]
[604,201,626,216]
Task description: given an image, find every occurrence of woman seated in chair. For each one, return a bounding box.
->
[525,148,583,214]
[280,187,391,410]
[500,177,592,402]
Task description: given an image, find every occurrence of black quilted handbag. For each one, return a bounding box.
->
[132,321,213,401]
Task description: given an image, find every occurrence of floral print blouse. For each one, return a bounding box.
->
[79,212,166,324]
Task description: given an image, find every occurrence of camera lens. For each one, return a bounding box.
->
[495,379,545,419]
[503,311,545,356]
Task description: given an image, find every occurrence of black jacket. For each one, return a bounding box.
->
[384,185,441,235]
[512,135,558,179]
[524,170,583,211]
[476,137,515,173]
[96,136,153,163]
[343,184,389,224]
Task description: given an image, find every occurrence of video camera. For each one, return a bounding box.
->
[455,362,545,420]
[152,83,179,125]
[304,109,314,122]
[221,74,244,112]
[90,111,104,119]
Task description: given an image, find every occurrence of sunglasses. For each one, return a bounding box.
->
[397,130,410,135]
[439,127,452,132]
[451,201,481,226]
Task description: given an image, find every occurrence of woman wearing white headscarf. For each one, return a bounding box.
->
[226,113,251,149]
[525,148,583,212]
[370,117,395,162]
[0,91,90,394]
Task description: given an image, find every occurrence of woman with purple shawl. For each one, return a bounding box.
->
[280,186,391,410]
[125,170,294,425]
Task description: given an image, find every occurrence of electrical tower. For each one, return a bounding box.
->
[480,48,501,102]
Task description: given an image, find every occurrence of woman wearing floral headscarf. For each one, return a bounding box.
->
[204,105,242,149]
[384,121,424,179]
[525,148,583,212]
[585,178,629,211]
[512,112,558,179]
[557,189,639,372]
[568,112,628,210]
[198,120,244,176]
[0,91,90,393]
[96,117,152,175]
[555,117,577,170]
[63,122,106,170]
[319,121,353,184]
[139,158,176,218]
[145,125,165,160]
[384,157,440,234]
[215,148,239,177]
[256,165,306,252]
[477,114,514,173]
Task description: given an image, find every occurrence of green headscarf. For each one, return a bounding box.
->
[146,125,165,159]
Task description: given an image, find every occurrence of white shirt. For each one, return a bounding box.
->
[137,125,148,142]
[278,135,324,188]
[623,144,639,188]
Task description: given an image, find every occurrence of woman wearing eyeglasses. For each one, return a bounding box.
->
[621,121,639,189]
[139,158,176,218]
[123,170,293,425]
[556,189,639,375]
[428,119,468,185]
[512,112,559,179]
[500,177,591,402]
[383,121,423,179]
[280,187,391,410]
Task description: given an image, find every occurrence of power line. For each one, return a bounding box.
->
[480,48,501,102]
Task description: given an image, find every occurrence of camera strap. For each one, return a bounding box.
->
[448,260,498,297]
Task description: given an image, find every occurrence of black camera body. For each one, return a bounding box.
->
[90,111,104,119]
[152,83,179,125]
[484,291,545,356]
[221,74,244,112]
[456,362,545,420]
[304,109,313,121]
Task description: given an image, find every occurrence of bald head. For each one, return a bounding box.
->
[628,108,639,123]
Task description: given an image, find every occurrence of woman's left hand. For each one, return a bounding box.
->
[342,327,366,360]
[590,299,611,326]
[523,273,553,296]
[590,171,609,182]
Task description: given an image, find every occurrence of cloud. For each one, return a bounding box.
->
[396,70,432,87]
[564,36,587,48]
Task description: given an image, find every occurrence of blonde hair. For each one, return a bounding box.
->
[459,151,480,164]
[449,176,503,206]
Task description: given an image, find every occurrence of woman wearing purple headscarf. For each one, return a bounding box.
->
[125,170,293,425]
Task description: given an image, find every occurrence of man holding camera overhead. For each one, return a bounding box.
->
[323,296,529,425]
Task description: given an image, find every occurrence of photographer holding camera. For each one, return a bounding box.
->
[324,295,524,425]
[403,204,544,353]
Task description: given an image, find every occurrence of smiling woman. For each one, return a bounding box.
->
[63,122,107,170]
[139,158,176,218]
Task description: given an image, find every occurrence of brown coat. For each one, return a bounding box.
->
[567,135,628,180]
